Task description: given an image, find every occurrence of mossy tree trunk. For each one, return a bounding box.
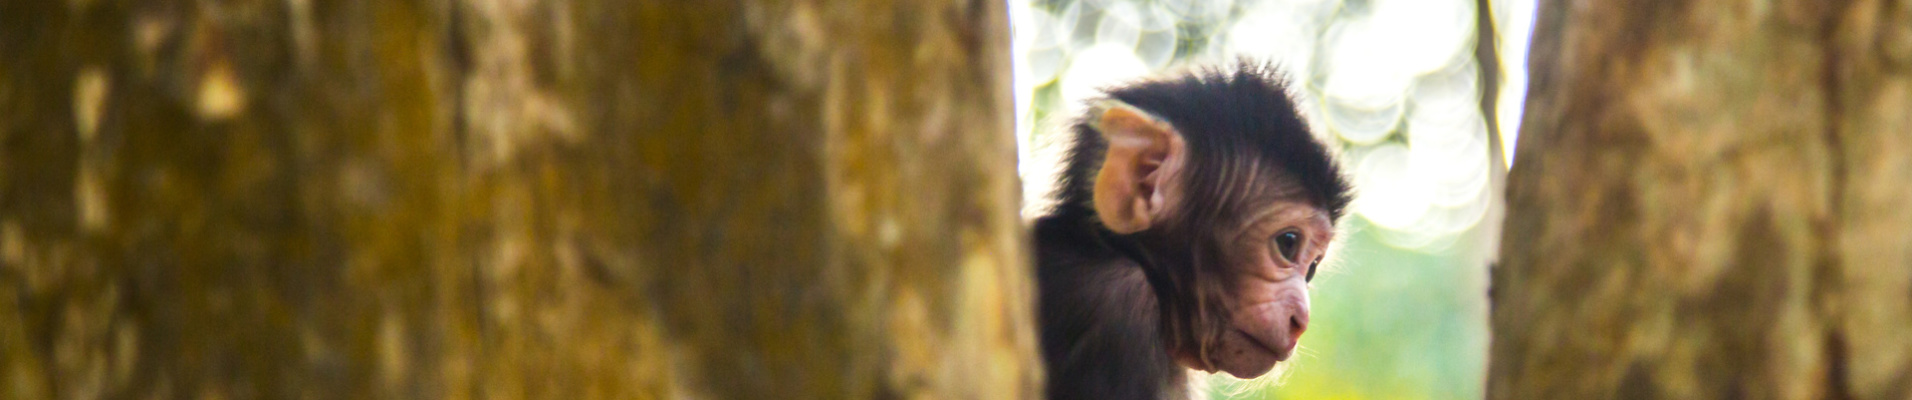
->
[1491,0,1912,398]
[0,1,1039,399]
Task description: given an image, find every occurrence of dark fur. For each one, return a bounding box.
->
[1034,62,1353,400]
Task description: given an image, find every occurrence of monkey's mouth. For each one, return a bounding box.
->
[1237,328,1292,362]
[1203,328,1290,378]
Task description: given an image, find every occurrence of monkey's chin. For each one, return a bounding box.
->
[1207,329,1290,378]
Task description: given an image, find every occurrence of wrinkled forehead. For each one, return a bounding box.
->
[1180,149,1332,228]
[1240,189,1333,232]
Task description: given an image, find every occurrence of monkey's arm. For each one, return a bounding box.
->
[1036,255,1185,400]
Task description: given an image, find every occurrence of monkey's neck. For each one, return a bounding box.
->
[1033,214,1190,400]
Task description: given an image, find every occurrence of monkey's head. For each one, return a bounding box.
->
[1064,62,1352,378]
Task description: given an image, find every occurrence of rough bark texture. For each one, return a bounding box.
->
[1492,0,1912,399]
[0,1,1039,399]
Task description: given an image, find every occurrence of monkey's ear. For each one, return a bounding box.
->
[1091,101,1186,234]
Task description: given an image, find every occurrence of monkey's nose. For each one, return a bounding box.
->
[1288,312,1309,339]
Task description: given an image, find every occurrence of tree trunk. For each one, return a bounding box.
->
[1491,0,1912,398]
[0,1,1039,399]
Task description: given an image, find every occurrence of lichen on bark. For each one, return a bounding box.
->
[0,1,1039,399]
[1492,0,1912,398]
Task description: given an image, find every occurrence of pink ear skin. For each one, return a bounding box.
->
[1091,102,1187,234]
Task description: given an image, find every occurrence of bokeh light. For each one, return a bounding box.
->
[1013,0,1508,251]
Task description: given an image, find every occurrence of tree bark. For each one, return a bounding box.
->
[1491,0,1912,398]
[0,1,1039,399]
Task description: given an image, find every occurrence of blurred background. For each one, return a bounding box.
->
[1007,0,1536,398]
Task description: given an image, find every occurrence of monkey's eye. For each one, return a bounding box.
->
[1272,231,1303,264]
[1306,258,1320,282]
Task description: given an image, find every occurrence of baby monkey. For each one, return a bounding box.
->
[1032,62,1352,400]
